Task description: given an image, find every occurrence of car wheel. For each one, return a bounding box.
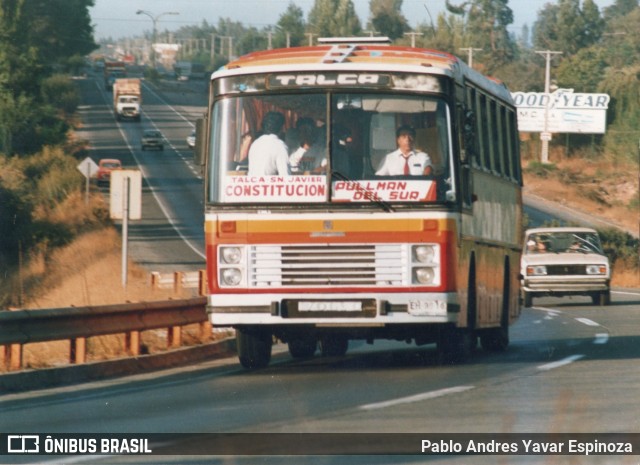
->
[523,291,533,307]
[592,290,611,306]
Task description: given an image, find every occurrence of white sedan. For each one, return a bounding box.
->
[520,227,611,306]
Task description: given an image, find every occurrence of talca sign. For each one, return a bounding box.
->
[511,89,610,134]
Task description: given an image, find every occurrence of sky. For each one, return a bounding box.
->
[90,0,615,41]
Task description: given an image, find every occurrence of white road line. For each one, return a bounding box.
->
[612,289,640,295]
[594,333,609,344]
[575,317,600,327]
[359,386,474,411]
[537,354,584,371]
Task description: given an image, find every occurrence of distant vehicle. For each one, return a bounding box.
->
[95,158,122,186]
[113,78,141,121]
[141,129,164,151]
[186,129,196,149]
[174,61,192,81]
[104,61,126,90]
[520,227,611,306]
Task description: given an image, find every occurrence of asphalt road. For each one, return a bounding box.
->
[2,291,640,464]
[75,72,206,272]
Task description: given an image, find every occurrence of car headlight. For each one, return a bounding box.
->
[220,246,242,264]
[221,268,242,286]
[414,267,436,285]
[526,265,547,276]
[586,265,607,275]
[413,245,436,263]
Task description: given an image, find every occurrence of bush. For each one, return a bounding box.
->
[598,228,639,271]
[41,75,80,115]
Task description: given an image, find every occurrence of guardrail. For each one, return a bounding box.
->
[1,297,210,372]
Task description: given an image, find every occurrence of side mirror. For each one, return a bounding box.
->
[194,117,206,166]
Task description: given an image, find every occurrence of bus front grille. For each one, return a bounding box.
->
[249,244,409,287]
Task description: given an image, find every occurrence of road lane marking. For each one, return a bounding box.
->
[594,333,609,344]
[537,354,584,371]
[575,317,600,327]
[359,386,474,411]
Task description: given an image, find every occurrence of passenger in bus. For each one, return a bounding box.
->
[375,125,432,176]
[248,111,290,176]
[288,117,326,173]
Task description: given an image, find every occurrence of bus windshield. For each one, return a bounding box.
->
[207,91,454,205]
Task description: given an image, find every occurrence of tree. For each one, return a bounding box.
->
[369,0,410,40]
[445,0,516,71]
[275,3,306,48]
[308,0,362,38]
[532,0,603,55]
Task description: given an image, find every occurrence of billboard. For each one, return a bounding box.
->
[512,89,609,134]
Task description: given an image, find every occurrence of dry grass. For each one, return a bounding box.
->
[1,227,218,372]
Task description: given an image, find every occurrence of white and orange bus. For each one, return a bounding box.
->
[196,37,523,368]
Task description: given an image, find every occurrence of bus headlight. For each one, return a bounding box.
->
[221,268,242,286]
[220,246,242,264]
[413,245,436,263]
[414,267,436,285]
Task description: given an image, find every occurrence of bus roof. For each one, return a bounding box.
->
[215,38,513,102]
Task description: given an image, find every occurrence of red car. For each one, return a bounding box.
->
[95,158,122,186]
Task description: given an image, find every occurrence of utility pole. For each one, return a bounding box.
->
[404,32,423,48]
[305,32,317,46]
[459,47,482,68]
[535,50,563,164]
[136,10,179,68]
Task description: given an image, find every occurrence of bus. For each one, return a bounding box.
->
[196,37,523,369]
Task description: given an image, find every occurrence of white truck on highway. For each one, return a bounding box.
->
[113,78,141,121]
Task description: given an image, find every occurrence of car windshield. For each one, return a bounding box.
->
[145,131,161,137]
[102,162,120,169]
[525,231,604,255]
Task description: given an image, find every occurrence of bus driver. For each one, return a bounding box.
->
[376,125,432,176]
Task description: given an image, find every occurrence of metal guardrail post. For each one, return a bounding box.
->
[198,270,207,296]
[174,271,183,293]
[4,343,22,371]
[168,326,181,347]
[70,337,87,364]
[125,330,140,356]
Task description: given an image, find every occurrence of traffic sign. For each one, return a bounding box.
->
[77,157,99,178]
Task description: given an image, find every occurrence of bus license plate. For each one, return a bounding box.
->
[299,301,362,312]
[408,299,447,316]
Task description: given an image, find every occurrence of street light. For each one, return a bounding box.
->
[136,10,179,68]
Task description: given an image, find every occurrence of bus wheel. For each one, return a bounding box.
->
[288,336,317,358]
[438,326,476,364]
[236,328,272,369]
[320,335,349,357]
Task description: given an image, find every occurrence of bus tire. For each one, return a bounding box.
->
[236,328,272,369]
[320,335,349,357]
[288,336,317,358]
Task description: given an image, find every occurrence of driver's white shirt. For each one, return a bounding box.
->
[376,149,431,176]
